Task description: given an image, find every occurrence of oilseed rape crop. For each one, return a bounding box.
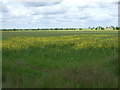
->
[2,31,118,88]
[2,34,118,51]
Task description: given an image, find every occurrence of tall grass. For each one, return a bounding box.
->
[2,31,118,88]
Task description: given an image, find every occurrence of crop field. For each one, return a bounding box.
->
[2,30,118,88]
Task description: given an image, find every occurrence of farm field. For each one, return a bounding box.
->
[2,30,118,88]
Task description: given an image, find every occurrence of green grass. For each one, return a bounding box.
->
[2,30,118,40]
[2,30,118,88]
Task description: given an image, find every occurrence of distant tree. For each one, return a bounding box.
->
[113,28,115,30]
[13,28,16,31]
[111,26,115,29]
[2,29,6,31]
[116,27,120,30]
[79,28,82,30]
[101,27,104,30]
[66,28,69,30]
[54,28,58,30]
[91,27,95,30]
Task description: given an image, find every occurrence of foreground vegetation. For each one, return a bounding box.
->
[2,30,118,88]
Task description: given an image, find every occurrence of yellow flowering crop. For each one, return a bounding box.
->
[2,34,118,51]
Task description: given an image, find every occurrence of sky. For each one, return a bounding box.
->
[0,0,119,29]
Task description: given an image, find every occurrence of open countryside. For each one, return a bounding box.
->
[1,0,119,88]
[2,29,118,88]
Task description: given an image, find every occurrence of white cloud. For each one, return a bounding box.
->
[6,3,32,17]
[1,0,118,29]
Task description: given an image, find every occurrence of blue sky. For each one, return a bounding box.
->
[0,0,119,29]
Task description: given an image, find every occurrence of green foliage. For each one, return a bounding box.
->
[1,26,118,31]
[2,31,118,88]
[115,27,120,30]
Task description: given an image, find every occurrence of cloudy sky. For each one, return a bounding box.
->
[0,0,119,29]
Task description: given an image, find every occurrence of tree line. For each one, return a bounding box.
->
[2,26,120,31]
[89,26,120,30]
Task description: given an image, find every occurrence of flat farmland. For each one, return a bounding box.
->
[2,30,118,88]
